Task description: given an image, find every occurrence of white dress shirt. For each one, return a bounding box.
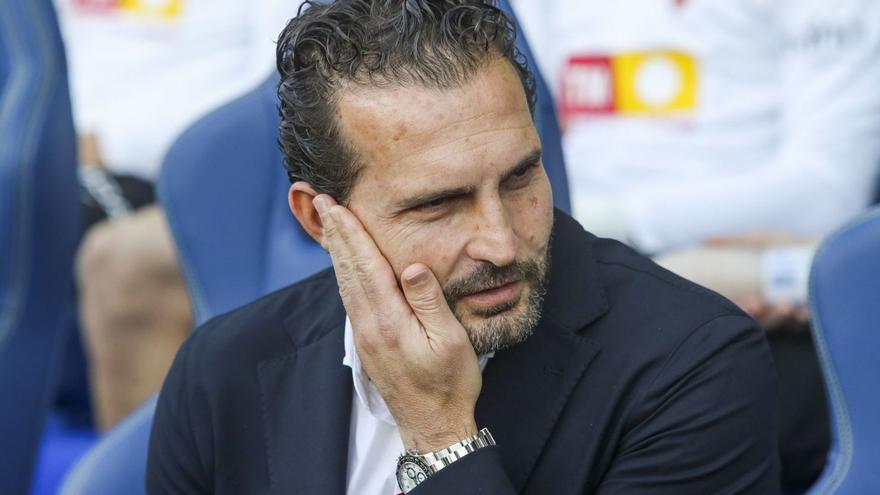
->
[342,317,492,495]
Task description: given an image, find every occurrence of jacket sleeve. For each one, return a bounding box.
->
[410,446,517,494]
[412,313,779,495]
[596,315,781,494]
[146,336,213,495]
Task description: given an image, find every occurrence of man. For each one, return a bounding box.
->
[148,1,780,493]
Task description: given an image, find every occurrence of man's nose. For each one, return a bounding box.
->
[464,198,517,267]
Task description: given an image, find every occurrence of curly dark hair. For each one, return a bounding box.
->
[276,0,536,203]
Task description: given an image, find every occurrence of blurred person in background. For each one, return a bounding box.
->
[512,0,880,491]
[54,0,301,431]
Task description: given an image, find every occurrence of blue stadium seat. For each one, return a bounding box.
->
[60,2,569,491]
[0,1,81,493]
[807,206,880,495]
[58,397,156,495]
[176,80,334,324]
[163,75,332,324]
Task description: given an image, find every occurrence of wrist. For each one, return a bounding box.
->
[399,417,478,453]
[396,427,496,494]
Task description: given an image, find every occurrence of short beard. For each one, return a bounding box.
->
[443,248,550,355]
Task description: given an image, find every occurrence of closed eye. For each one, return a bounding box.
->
[418,197,449,210]
[412,192,464,212]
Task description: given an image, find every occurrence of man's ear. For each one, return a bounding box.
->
[288,182,327,247]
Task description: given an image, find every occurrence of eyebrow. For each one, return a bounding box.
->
[393,147,543,212]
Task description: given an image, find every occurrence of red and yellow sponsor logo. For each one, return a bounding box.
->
[560,50,699,123]
[73,0,183,19]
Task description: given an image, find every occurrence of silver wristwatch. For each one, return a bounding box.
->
[395,428,495,494]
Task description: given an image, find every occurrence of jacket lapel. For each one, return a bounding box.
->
[258,286,352,495]
[476,322,599,490]
[476,212,609,491]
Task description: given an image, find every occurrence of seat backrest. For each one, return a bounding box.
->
[0,1,80,493]
[158,75,330,324]
[58,397,156,495]
[807,206,880,495]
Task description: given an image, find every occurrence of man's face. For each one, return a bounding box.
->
[336,59,554,354]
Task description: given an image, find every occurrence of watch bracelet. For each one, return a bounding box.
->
[420,427,495,471]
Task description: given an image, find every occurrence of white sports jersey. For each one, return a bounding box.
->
[55,0,301,180]
[514,0,880,253]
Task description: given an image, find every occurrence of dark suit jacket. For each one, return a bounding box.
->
[148,212,780,494]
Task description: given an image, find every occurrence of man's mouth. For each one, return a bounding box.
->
[462,280,523,308]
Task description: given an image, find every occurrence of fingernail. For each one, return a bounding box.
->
[314,196,329,216]
[406,269,428,286]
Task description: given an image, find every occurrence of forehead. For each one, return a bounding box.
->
[334,59,537,201]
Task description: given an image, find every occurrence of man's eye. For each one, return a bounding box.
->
[507,162,539,187]
[418,197,448,210]
[513,165,532,177]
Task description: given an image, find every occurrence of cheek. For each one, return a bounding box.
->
[513,182,554,249]
[377,222,464,283]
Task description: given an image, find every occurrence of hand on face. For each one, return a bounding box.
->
[314,194,482,453]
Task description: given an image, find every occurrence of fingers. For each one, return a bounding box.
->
[313,194,407,318]
[401,263,461,339]
[313,196,466,357]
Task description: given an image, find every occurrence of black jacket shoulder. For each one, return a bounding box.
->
[183,268,341,369]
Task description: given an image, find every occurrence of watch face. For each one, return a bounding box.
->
[396,456,430,493]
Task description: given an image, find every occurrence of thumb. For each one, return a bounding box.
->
[401,263,459,334]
